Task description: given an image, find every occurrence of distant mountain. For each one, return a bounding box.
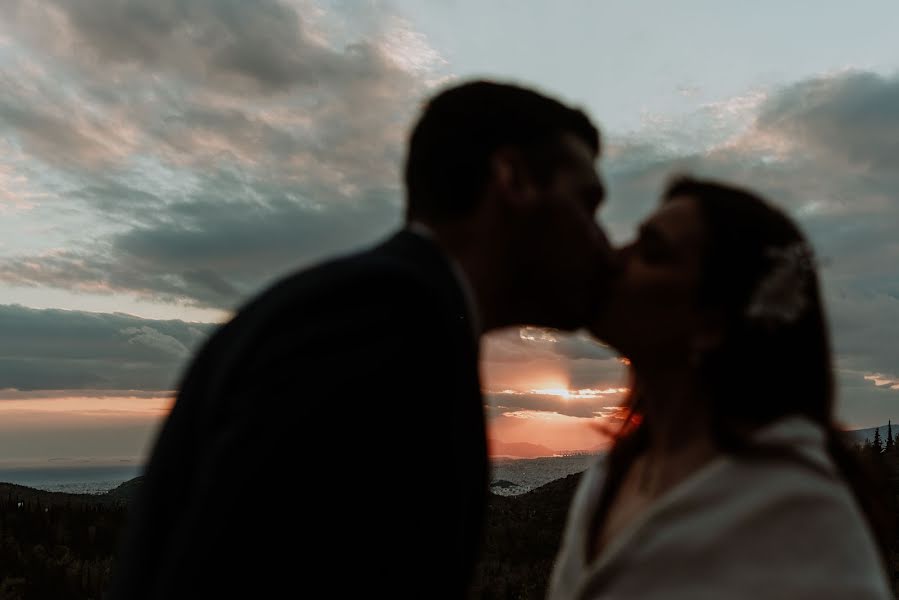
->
[0,476,144,506]
[105,475,144,502]
[844,424,898,444]
[489,440,557,458]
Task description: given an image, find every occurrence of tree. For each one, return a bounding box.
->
[887,421,895,453]
[872,427,884,456]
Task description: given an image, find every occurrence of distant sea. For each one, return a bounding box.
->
[0,464,143,495]
[490,454,601,496]
[0,455,597,498]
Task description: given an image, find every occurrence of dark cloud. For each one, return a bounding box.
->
[0,178,399,308]
[0,389,171,400]
[600,70,899,420]
[11,0,384,94]
[485,392,626,420]
[603,72,899,236]
[0,0,434,309]
[0,96,107,169]
[485,328,615,362]
[0,304,214,390]
[756,71,899,172]
[0,0,429,173]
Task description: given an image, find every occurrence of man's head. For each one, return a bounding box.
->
[404,80,613,331]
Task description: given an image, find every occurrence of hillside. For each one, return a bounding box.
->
[0,472,579,600]
[489,440,558,458]
[2,444,898,599]
[0,477,143,508]
[471,473,582,599]
[846,424,898,445]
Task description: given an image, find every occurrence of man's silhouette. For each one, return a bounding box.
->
[111,81,612,599]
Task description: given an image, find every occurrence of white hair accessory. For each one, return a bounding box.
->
[745,242,816,326]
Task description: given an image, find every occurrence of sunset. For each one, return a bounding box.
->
[2,1,899,465]
[1,1,898,597]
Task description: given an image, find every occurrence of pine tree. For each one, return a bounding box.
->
[872,427,884,455]
[887,421,895,453]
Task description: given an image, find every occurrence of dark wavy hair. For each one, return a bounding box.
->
[595,176,891,561]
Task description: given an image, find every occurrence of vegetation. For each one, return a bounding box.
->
[0,483,133,600]
[3,438,899,600]
[854,422,899,593]
[470,474,581,599]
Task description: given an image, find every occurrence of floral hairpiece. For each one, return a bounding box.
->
[745,242,817,326]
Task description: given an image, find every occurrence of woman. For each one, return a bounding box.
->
[548,177,892,599]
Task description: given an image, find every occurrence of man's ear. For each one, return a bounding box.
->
[490,147,538,209]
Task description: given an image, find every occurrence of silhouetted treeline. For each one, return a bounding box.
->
[854,422,899,590]
[3,445,899,600]
[470,474,581,599]
[0,483,133,600]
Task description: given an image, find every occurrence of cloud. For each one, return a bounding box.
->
[0,0,896,431]
[0,0,448,310]
[6,0,389,94]
[755,71,899,172]
[601,69,899,422]
[0,389,171,400]
[0,304,214,390]
[484,328,615,362]
[486,389,628,420]
[0,182,400,308]
[121,326,191,358]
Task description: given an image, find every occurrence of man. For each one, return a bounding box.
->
[111,81,613,599]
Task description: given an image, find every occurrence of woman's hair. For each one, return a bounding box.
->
[594,176,891,560]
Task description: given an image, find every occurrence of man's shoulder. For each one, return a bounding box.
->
[231,232,459,332]
[258,241,436,309]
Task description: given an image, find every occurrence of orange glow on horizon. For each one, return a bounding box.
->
[0,393,173,467]
[488,409,615,453]
[496,386,630,400]
[0,395,174,425]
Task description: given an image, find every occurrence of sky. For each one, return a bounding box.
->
[1,0,898,464]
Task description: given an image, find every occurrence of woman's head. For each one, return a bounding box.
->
[592,177,891,559]
[594,176,832,429]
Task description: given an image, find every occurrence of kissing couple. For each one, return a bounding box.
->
[111,81,891,599]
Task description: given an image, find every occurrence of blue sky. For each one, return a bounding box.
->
[0,0,898,461]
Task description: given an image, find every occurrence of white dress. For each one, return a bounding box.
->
[547,416,892,599]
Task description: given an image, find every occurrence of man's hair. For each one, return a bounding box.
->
[404,80,600,222]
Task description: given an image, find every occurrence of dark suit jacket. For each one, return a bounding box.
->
[110,231,488,599]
